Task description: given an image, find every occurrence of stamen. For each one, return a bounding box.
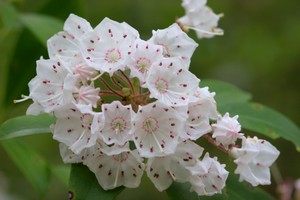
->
[13,95,31,103]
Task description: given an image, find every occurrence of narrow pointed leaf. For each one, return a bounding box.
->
[1,140,50,195]
[69,164,125,200]
[218,102,300,150]
[0,114,55,140]
[19,13,63,45]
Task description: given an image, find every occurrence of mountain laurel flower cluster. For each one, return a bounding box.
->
[16,1,280,197]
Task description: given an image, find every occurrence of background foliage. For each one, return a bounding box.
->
[0,0,300,199]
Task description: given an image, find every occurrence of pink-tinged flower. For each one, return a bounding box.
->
[188,153,228,196]
[52,104,99,154]
[81,18,139,75]
[147,140,203,191]
[212,113,243,148]
[132,102,184,158]
[27,58,77,113]
[231,136,280,186]
[99,101,134,145]
[86,148,145,190]
[149,23,198,66]
[74,83,100,108]
[145,57,200,107]
[127,39,163,83]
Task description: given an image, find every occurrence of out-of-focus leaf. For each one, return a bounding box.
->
[69,164,124,200]
[218,102,300,150]
[51,165,70,187]
[0,2,19,28]
[0,29,20,122]
[225,174,275,200]
[166,182,200,200]
[201,79,252,107]
[166,174,275,200]
[1,140,50,195]
[19,13,63,45]
[0,114,55,140]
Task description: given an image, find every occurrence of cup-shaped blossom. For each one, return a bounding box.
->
[188,153,229,196]
[28,58,77,113]
[231,136,280,186]
[178,0,223,39]
[149,23,198,66]
[52,104,99,154]
[48,14,93,60]
[81,17,139,75]
[145,57,200,107]
[99,101,134,145]
[147,140,203,191]
[179,87,217,140]
[212,113,243,148]
[132,102,185,158]
[86,148,145,190]
[127,39,164,83]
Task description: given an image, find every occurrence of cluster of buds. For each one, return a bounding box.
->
[17,0,279,197]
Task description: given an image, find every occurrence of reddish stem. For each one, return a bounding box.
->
[203,134,228,153]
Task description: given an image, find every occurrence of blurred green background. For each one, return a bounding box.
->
[0,0,300,199]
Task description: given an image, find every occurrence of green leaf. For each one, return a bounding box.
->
[166,182,200,200]
[218,102,300,149]
[0,2,19,28]
[166,174,275,200]
[51,165,71,187]
[225,174,275,200]
[1,140,50,195]
[19,13,63,45]
[201,79,252,107]
[0,114,55,140]
[69,164,125,200]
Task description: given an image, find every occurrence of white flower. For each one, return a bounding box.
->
[212,113,243,148]
[28,58,77,113]
[48,14,93,60]
[132,101,184,158]
[81,17,139,75]
[86,148,145,190]
[99,101,134,145]
[231,136,280,186]
[127,39,163,83]
[188,153,228,196]
[149,23,198,66]
[178,1,223,38]
[64,14,93,40]
[52,104,99,154]
[145,57,200,107]
[181,0,207,12]
[181,87,218,140]
[192,87,218,119]
[147,140,203,191]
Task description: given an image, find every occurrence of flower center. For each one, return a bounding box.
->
[136,57,151,73]
[111,117,127,134]
[142,117,159,133]
[155,78,168,93]
[112,152,129,162]
[105,48,121,63]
